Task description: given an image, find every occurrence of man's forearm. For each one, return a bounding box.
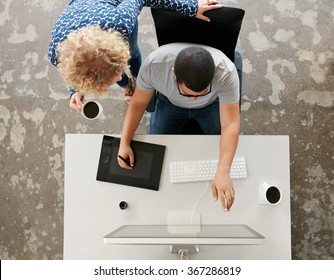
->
[120,88,154,146]
[217,103,240,174]
[120,103,146,146]
[217,124,240,174]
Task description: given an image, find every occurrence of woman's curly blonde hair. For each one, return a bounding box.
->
[57,25,130,94]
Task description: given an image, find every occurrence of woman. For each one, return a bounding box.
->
[48,0,222,111]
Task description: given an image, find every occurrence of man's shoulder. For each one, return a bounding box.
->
[154,42,224,52]
[154,43,229,62]
[145,43,185,64]
[150,43,189,56]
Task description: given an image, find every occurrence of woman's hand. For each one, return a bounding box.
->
[196,0,223,22]
[69,92,84,112]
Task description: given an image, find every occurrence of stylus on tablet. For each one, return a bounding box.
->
[118,155,132,168]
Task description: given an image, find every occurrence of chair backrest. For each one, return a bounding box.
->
[150,6,245,62]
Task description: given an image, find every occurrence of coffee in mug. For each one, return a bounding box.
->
[259,182,282,205]
[81,100,103,120]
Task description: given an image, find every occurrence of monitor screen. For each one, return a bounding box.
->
[104,224,265,245]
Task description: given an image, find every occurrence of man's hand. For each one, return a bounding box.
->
[69,92,84,112]
[212,171,235,211]
[196,0,223,22]
[117,144,135,170]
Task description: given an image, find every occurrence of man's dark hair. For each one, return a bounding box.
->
[174,47,215,92]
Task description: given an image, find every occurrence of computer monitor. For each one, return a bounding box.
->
[104,224,265,245]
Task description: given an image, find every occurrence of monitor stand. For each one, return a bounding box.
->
[170,244,199,254]
[170,245,199,260]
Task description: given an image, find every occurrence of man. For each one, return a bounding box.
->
[118,43,240,211]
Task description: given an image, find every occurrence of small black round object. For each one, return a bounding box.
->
[119,201,128,210]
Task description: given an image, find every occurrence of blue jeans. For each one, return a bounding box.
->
[117,21,142,87]
[150,93,221,134]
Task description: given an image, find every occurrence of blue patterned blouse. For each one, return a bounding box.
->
[48,0,198,66]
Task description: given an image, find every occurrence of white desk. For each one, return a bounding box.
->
[64,134,291,259]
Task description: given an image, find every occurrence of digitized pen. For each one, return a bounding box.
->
[117,155,132,168]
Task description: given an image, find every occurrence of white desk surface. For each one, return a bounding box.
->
[64,134,291,259]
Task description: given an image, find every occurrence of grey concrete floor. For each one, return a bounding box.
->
[0,1,333,259]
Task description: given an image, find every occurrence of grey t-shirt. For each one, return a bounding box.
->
[137,43,239,109]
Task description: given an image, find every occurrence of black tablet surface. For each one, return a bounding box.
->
[96,136,166,191]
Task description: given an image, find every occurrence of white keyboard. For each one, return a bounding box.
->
[169,157,247,183]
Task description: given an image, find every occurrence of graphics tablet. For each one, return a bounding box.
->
[96,135,166,191]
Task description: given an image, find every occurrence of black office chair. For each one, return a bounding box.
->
[146,7,245,134]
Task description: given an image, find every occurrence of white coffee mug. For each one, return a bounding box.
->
[259,182,282,205]
[81,100,103,120]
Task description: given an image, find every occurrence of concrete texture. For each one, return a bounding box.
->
[0,0,333,259]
